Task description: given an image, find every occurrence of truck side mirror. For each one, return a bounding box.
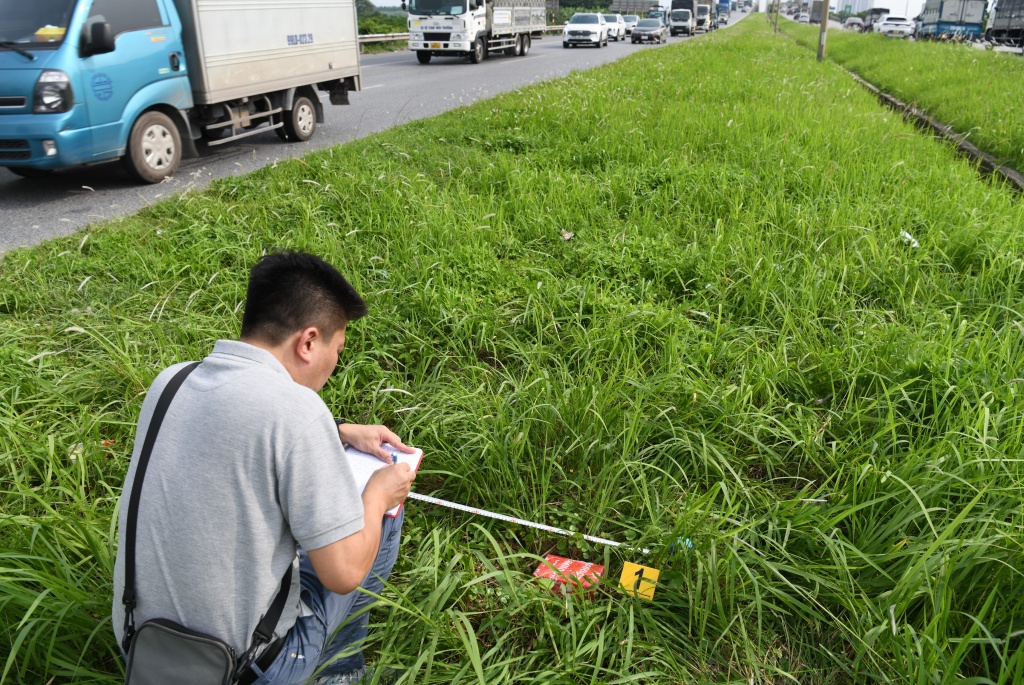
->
[82,21,115,57]
[400,1,406,8]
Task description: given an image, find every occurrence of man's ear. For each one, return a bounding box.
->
[294,326,320,363]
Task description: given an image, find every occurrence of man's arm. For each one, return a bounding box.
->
[306,462,414,594]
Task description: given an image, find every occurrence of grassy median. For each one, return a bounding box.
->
[782,17,1024,174]
[2,17,1023,684]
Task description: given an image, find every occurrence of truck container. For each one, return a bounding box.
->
[405,0,546,64]
[985,0,1024,46]
[919,0,986,38]
[609,0,661,15]
[0,0,361,182]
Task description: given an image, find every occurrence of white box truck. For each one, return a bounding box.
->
[0,0,361,182]
[405,0,546,64]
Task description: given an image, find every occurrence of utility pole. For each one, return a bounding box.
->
[817,1,830,60]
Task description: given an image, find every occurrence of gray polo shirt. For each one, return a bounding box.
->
[112,340,364,654]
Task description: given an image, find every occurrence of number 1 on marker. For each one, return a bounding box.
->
[620,561,659,600]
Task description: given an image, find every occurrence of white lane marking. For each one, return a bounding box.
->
[363,84,385,90]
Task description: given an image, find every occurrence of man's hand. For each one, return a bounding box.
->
[337,423,416,463]
[365,462,415,512]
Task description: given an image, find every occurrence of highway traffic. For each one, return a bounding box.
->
[0,11,748,253]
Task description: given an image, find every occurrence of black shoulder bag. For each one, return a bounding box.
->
[122,362,293,685]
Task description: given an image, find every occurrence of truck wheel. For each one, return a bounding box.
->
[283,95,316,142]
[470,37,485,63]
[521,34,531,55]
[124,110,181,184]
[417,50,432,64]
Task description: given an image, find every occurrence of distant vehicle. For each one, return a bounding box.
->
[865,7,891,31]
[563,13,609,48]
[918,0,986,40]
[985,0,1024,46]
[670,8,694,34]
[797,12,811,21]
[407,0,545,64]
[695,3,713,30]
[632,17,669,42]
[672,0,699,27]
[648,0,672,22]
[622,14,641,34]
[876,15,916,36]
[717,1,731,20]
[603,13,628,40]
[843,16,865,29]
[810,0,824,22]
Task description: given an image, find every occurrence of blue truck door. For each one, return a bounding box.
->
[78,0,184,158]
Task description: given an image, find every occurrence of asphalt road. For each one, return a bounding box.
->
[0,12,749,254]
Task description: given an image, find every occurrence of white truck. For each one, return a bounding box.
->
[405,0,546,64]
[670,8,694,34]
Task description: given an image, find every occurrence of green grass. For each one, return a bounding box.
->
[781,17,1024,173]
[2,16,1024,684]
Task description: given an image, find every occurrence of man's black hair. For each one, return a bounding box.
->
[240,251,368,345]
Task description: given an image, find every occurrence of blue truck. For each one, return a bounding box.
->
[0,0,362,182]
[717,1,730,24]
[918,0,986,39]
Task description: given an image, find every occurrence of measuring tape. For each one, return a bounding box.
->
[406,491,651,555]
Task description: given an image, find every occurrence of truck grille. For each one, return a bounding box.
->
[0,139,30,160]
[0,139,30,161]
[424,32,450,41]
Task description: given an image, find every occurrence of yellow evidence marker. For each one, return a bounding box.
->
[619,561,660,600]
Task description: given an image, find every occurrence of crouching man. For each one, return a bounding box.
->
[112,251,416,684]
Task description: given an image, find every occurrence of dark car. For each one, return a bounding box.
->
[632,18,668,43]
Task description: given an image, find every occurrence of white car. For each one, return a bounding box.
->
[603,13,627,41]
[875,15,915,37]
[563,13,609,48]
[622,14,640,34]
[797,12,810,22]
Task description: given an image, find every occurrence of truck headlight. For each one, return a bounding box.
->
[410,32,424,41]
[33,70,73,114]
[449,32,468,40]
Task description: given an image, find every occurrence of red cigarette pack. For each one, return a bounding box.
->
[533,555,605,595]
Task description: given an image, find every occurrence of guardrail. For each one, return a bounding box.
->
[359,26,566,43]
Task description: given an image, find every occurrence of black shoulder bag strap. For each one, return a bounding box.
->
[121,361,294,680]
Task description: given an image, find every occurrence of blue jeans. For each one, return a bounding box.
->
[251,511,404,685]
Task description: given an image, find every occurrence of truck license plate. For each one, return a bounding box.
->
[430,42,441,48]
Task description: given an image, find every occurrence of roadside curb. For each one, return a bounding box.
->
[847,71,1024,194]
[774,23,1024,194]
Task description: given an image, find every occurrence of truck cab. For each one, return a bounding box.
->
[0,0,193,179]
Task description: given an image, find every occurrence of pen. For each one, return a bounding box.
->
[391,453,398,464]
